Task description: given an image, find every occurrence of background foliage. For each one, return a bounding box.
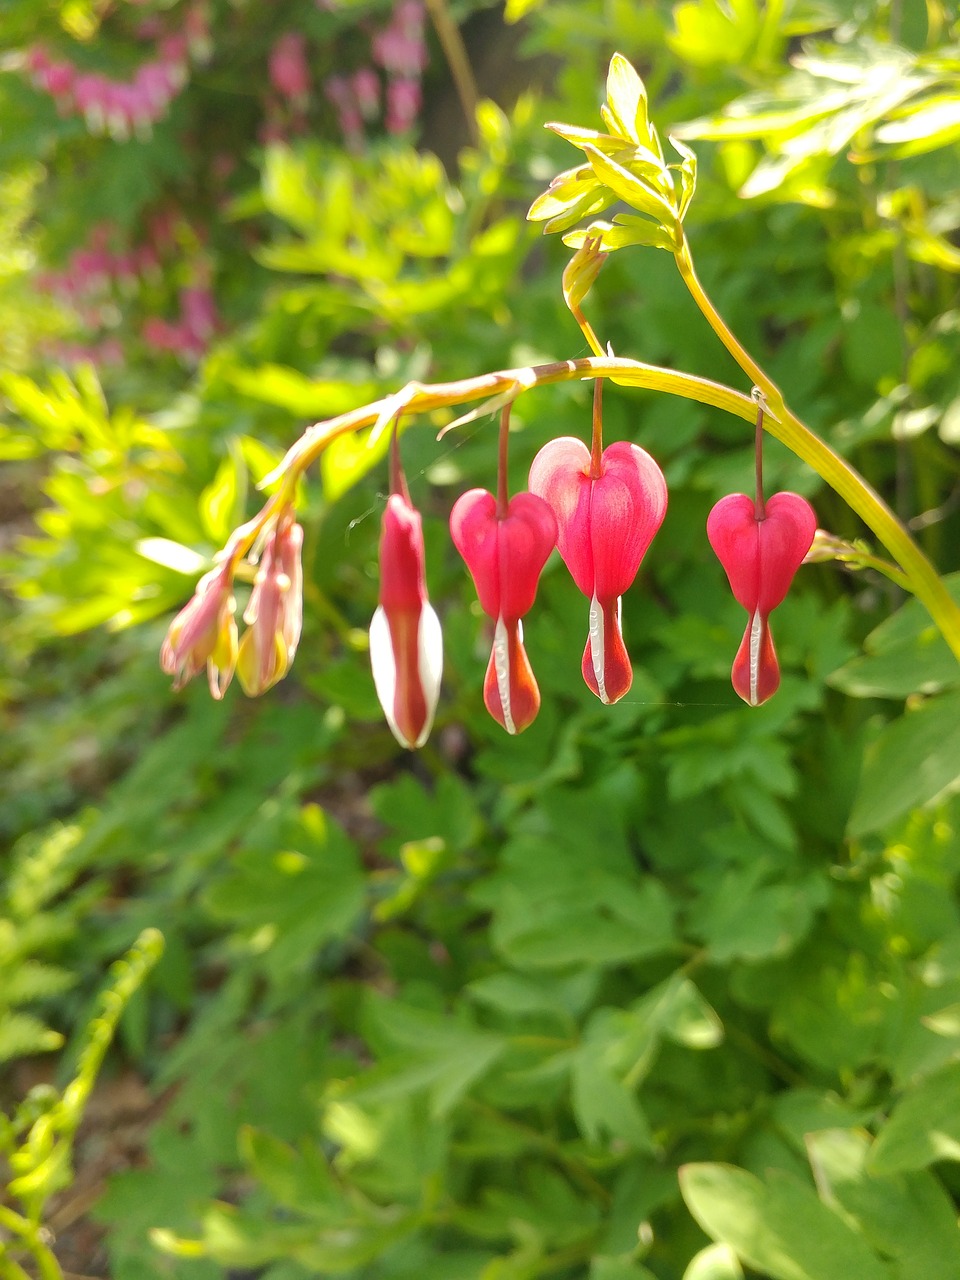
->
[3,1,960,1277]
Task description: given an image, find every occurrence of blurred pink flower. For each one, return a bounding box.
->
[352,67,380,120]
[385,77,421,134]
[269,32,311,103]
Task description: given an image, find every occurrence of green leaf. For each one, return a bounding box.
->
[682,1244,744,1280]
[354,998,506,1119]
[668,0,762,69]
[0,1011,64,1063]
[679,1163,891,1280]
[847,690,960,836]
[806,1128,960,1280]
[203,804,366,982]
[688,866,827,963]
[571,1040,654,1150]
[486,867,675,970]
[869,1061,960,1174]
[239,1128,339,1218]
[199,449,244,545]
[563,215,675,252]
[321,425,391,503]
[603,53,649,146]
[591,1259,658,1280]
[873,95,960,159]
[503,0,546,18]
[830,580,960,699]
[261,145,324,234]
[225,365,379,419]
[583,145,678,231]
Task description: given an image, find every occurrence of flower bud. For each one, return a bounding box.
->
[160,564,238,699]
[236,517,304,696]
[369,492,443,749]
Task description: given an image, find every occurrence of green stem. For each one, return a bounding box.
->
[675,235,960,662]
[0,1207,61,1280]
[571,303,605,359]
[496,403,511,519]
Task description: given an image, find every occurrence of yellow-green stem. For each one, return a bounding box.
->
[675,236,960,662]
[0,1207,60,1280]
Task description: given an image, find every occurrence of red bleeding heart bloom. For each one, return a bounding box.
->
[369,489,443,749]
[450,487,557,734]
[706,491,817,706]
[528,430,667,704]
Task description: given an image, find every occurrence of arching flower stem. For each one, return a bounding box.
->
[674,232,960,662]
[219,351,959,666]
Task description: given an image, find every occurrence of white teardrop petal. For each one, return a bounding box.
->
[369,605,405,747]
[414,602,444,747]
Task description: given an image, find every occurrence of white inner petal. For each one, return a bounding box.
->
[588,594,609,704]
[492,614,517,735]
[369,605,403,746]
[748,609,763,707]
[415,603,444,748]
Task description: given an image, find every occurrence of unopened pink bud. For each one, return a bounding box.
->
[369,493,443,749]
[161,565,238,698]
[237,517,304,696]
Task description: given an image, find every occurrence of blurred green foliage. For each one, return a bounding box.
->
[3,1,960,1278]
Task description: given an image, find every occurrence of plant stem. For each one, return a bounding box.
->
[496,403,510,518]
[571,303,605,358]
[754,392,765,519]
[0,1207,61,1280]
[590,377,604,478]
[423,0,479,148]
[674,234,960,661]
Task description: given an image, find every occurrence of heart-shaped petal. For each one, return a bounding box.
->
[528,436,667,601]
[449,488,557,622]
[706,491,816,614]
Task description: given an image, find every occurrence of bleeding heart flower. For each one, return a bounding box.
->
[369,490,443,749]
[237,513,304,696]
[528,432,667,704]
[161,562,238,699]
[450,488,557,734]
[706,491,817,706]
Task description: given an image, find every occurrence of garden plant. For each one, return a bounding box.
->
[3,1,960,1278]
